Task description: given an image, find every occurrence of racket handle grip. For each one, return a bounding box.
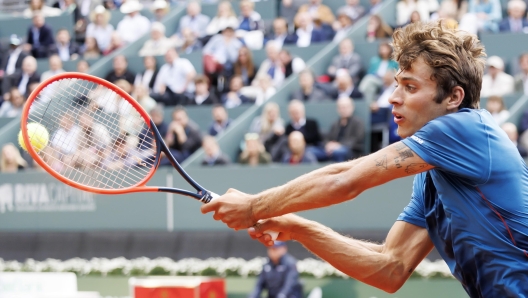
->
[208,191,279,241]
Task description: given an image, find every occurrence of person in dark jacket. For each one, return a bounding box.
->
[249,241,303,298]
[164,106,202,163]
[104,55,136,84]
[26,12,55,58]
[201,135,231,166]
[2,56,40,100]
[290,69,328,102]
[48,28,82,61]
[208,104,232,136]
[188,75,219,106]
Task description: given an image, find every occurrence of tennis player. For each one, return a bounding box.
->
[202,21,528,296]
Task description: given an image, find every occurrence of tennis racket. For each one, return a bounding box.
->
[21,72,277,240]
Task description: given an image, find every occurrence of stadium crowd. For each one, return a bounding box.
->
[1,0,528,173]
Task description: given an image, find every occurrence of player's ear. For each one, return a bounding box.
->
[446,86,465,110]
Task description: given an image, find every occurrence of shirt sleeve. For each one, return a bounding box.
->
[397,174,427,228]
[401,109,491,185]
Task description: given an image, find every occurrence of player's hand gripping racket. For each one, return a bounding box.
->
[21,72,277,240]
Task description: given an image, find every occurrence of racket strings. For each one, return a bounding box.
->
[26,78,158,190]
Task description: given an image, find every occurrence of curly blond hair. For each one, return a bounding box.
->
[392,21,486,109]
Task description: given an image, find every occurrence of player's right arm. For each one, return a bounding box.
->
[250,214,434,294]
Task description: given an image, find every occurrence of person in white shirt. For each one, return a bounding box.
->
[139,22,176,57]
[116,0,151,44]
[480,56,515,97]
[41,54,66,81]
[134,56,158,93]
[205,1,239,36]
[0,88,25,117]
[86,5,114,52]
[176,1,210,39]
[514,53,528,95]
[51,113,81,155]
[485,95,510,124]
[153,48,196,105]
[255,41,284,88]
[396,0,439,26]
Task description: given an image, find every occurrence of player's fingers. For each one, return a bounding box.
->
[200,201,216,214]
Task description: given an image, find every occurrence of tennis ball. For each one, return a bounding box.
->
[19,122,49,153]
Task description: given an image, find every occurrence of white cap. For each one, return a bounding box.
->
[152,0,168,10]
[120,0,144,14]
[487,56,504,70]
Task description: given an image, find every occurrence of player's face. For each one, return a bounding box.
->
[389,58,449,138]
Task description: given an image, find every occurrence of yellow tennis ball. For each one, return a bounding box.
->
[19,123,49,153]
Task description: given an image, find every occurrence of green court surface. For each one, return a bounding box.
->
[77,276,468,297]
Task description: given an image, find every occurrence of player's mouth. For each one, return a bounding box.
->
[393,111,404,124]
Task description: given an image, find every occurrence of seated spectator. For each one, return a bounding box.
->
[295,12,329,47]
[502,122,527,157]
[59,0,85,39]
[369,0,383,14]
[76,59,90,73]
[164,106,202,163]
[134,56,159,93]
[176,1,210,40]
[429,0,462,21]
[366,14,393,42]
[222,75,251,108]
[151,0,169,22]
[133,84,157,113]
[284,99,322,161]
[23,0,62,18]
[481,56,514,97]
[291,69,328,102]
[358,42,399,103]
[514,53,528,95]
[233,46,256,86]
[280,0,300,25]
[205,1,239,36]
[338,0,366,23]
[250,73,277,105]
[0,35,28,86]
[86,5,114,53]
[295,0,336,27]
[249,102,285,152]
[0,88,25,117]
[265,18,297,48]
[203,26,243,81]
[105,55,136,85]
[329,69,363,99]
[41,54,65,81]
[51,113,81,155]
[26,12,55,58]
[485,95,510,124]
[370,69,397,121]
[188,75,219,106]
[48,28,82,61]
[327,38,362,82]
[202,135,231,166]
[396,0,438,26]
[325,96,364,161]
[209,104,232,136]
[177,28,203,55]
[282,131,318,164]
[0,143,27,173]
[153,49,196,106]
[151,104,168,137]
[499,0,528,32]
[255,41,284,87]
[102,32,124,55]
[117,0,151,44]
[239,133,272,165]
[332,11,354,43]
[279,49,306,79]
[139,22,176,57]
[400,10,423,27]
[459,0,502,34]
[238,0,264,32]
[2,56,39,100]
[82,37,101,59]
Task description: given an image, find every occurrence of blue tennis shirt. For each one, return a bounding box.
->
[399,108,528,297]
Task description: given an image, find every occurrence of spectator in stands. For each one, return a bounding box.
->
[133,85,157,113]
[458,0,502,34]
[338,0,366,23]
[239,133,272,165]
[291,69,328,102]
[117,0,151,44]
[153,49,196,106]
[26,12,55,59]
[177,1,210,39]
[222,75,251,108]
[49,28,82,61]
[76,59,89,73]
[233,47,256,86]
[0,143,27,173]
[0,35,28,89]
[282,131,318,164]
[23,0,62,18]
[105,55,135,85]
[41,54,65,81]
[286,99,322,151]
[499,0,528,32]
[151,104,168,137]
[370,69,397,120]
[57,0,85,38]
[295,0,336,27]
[400,10,423,27]
[248,74,276,106]
[358,42,399,103]
[368,0,384,14]
[238,0,264,32]
[249,102,285,152]
[86,5,114,53]
[139,22,175,57]
[325,96,364,161]
[51,113,80,155]
[396,0,438,26]
[280,0,300,25]
[481,56,514,97]
[164,106,202,163]
[203,26,243,80]
[134,56,158,93]
[188,75,219,106]
[294,12,328,47]
[82,37,101,59]
[332,11,354,43]
[256,41,284,87]
[202,135,231,166]
[102,32,124,55]
[514,53,528,95]
[327,38,362,83]
[209,104,232,136]
[366,14,393,42]
[329,69,363,99]
[279,49,306,79]
[502,122,528,157]
[265,18,297,48]
[0,88,25,117]
[2,56,39,100]
[177,28,203,55]
[485,95,510,124]
[206,1,239,36]
[151,0,169,22]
